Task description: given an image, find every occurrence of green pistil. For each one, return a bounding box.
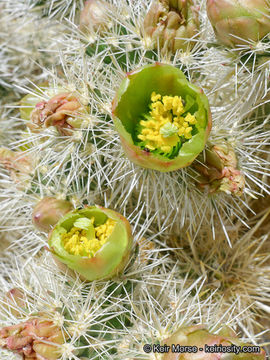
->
[160,122,178,138]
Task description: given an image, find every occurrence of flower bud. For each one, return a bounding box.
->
[32,197,74,233]
[163,324,266,359]
[79,0,112,34]
[21,92,86,136]
[112,63,212,172]
[48,205,133,281]
[207,0,270,48]
[0,315,64,359]
[143,0,200,53]
[195,141,245,196]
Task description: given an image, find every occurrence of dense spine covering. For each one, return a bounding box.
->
[0,0,269,359]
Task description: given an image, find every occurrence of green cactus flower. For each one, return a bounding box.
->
[143,0,200,53]
[112,63,212,172]
[162,324,266,359]
[207,0,270,48]
[48,206,133,281]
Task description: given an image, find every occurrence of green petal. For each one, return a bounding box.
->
[73,217,95,239]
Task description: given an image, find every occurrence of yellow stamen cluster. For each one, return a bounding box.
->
[137,92,197,153]
[62,218,116,258]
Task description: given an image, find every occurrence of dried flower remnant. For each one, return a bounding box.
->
[0,315,64,360]
[0,148,33,186]
[32,197,74,233]
[143,0,200,53]
[48,206,133,281]
[79,0,112,34]
[136,237,155,266]
[206,0,270,48]
[163,325,266,359]
[195,142,245,196]
[112,63,212,172]
[27,92,84,136]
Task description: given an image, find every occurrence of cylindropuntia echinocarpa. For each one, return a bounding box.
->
[112,63,212,172]
[48,205,133,281]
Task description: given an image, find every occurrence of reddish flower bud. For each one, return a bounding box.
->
[26,93,84,136]
[32,197,74,233]
[0,316,65,360]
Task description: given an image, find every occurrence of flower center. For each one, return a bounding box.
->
[61,217,116,258]
[136,92,197,157]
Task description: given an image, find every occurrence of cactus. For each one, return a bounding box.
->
[48,206,133,281]
[0,0,269,359]
[112,63,212,171]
